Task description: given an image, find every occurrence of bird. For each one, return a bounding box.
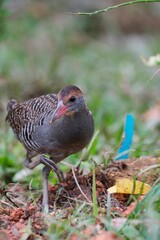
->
[6,85,94,211]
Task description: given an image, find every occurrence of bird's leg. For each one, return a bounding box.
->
[24,158,50,212]
[40,156,64,182]
[24,158,41,169]
[42,166,50,212]
[24,156,64,182]
[24,156,64,212]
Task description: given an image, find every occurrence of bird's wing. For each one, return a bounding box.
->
[6,94,58,138]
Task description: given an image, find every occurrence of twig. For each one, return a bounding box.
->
[92,162,98,217]
[61,160,75,168]
[68,0,160,16]
[153,176,160,186]
[0,199,16,208]
[0,187,19,208]
[137,164,160,176]
[146,67,160,83]
[71,167,91,203]
[61,194,93,206]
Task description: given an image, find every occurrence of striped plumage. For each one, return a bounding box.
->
[6,86,94,211]
[6,94,57,155]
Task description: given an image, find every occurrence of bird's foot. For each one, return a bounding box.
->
[40,156,64,182]
[24,158,41,169]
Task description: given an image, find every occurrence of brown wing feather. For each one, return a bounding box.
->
[6,94,58,138]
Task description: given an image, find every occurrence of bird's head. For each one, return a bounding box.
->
[50,86,85,123]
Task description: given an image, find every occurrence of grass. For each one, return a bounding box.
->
[32,183,159,239]
[121,184,160,240]
[92,162,99,217]
[0,1,160,239]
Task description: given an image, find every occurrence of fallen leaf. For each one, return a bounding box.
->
[107,178,151,194]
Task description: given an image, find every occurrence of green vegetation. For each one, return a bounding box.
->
[122,184,160,240]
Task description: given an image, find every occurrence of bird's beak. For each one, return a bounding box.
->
[50,100,67,123]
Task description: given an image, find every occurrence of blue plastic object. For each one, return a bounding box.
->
[116,113,134,160]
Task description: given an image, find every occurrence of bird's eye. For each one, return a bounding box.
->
[69,96,76,102]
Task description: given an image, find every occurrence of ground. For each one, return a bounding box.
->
[0,156,159,240]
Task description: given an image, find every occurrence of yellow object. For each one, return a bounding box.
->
[107,178,151,195]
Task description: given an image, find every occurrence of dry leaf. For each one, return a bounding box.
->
[107,178,151,194]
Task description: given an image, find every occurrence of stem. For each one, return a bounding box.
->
[92,162,98,217]
[68,0,160,16]
[72,167,91,203]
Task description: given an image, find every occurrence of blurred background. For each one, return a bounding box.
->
[0,0,160,184]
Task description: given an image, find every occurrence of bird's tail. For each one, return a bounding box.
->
[6,99,17,121]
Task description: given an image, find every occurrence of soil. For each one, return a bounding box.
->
[0,157,159,240]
